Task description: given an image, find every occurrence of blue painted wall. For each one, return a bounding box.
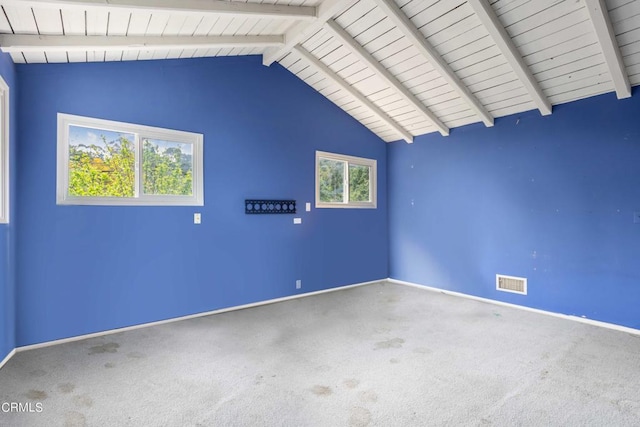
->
[388,91,640,329]
[14,52,640,348]
[16,56,388,346]
[0,51,17,362]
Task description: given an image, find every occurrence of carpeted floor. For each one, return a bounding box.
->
[1,281,639,426]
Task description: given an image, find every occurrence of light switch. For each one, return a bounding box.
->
[194,213,201,224]
[293,218,302,224]
[305,202,311,212]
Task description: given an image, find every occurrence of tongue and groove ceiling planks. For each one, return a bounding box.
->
[0,0,637,143]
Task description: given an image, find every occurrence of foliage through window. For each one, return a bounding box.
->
[315,151,377,209]
[58,114,203,206]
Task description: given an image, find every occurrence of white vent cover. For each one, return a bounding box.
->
[496,274,527,295]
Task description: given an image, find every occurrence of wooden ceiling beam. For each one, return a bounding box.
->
[294,45,414,143]
[262,0,358,66]
[0,34,283,53]
[373,0,494,127]
[467,0,553,115]
[584,0,631,99]
[325,19,449,137]
[0,0,317,20]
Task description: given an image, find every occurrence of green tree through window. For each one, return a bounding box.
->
[316,151,376,209]
[68,134,195,198]
[142,139,193,196]
[68,134,135,197]
[349,164,370,202]
[58,114,203,206]
[318,158,344,203]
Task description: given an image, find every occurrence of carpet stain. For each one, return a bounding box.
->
[375,337,405,350]
[89,342,119,355]
[359,390,378,403]
[104,363,116,369]
[389,358,400,364]
[58,383,75,394]
[25,390,48,400]
[493,312,502,317]
[480,418,492,425]
[540,370,549,380]
[73,394,94,408]
[64,411,87,427]
[311,385,332,396]
[611,399,640,412]
[127,352,146,359]
[413,347,432,354]
[344,379,360,389]
[29,369,47,377]
[349,406,372,427]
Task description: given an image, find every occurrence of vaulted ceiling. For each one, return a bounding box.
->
[0,0,638,143]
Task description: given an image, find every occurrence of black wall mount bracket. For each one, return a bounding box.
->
[245,200,296,214]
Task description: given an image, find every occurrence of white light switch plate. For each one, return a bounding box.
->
[293,218,302,224]
[194,213,201,224]
[305,203,311,212]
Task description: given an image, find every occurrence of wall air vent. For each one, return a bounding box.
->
[496,274,527,295]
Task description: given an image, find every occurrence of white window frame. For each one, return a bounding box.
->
[315,150,377,209]
[0,77,9,223]
[57,113,204,206]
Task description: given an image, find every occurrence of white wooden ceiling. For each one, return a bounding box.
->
[0,0,638,142]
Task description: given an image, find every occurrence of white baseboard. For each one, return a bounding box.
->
[6,277,637,364]
[0,348,16,371]
[388,278,640,336]
[17,278,385,353]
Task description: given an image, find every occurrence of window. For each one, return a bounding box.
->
[315,151,377,209]
[57,113,203,206]
[0,77,8,223]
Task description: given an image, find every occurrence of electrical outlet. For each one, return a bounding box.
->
[296,280,301,289]
[194,213,201,224]
[634,211,640,224]
[293,218,302,224]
